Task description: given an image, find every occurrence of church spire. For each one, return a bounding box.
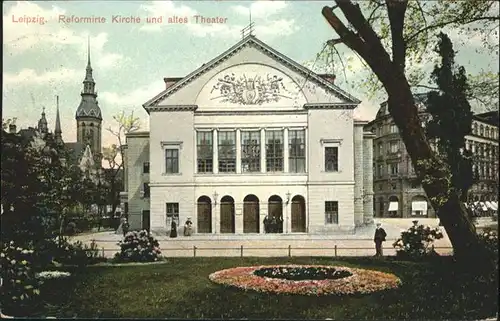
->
[84,36,95,84]
[37,106,48,134]
[54,95,62,143]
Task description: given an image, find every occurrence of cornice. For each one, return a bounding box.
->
[143,36,361,111]
[304,103,357,110]
[147,105,198,112]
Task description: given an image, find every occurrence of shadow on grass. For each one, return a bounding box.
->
[23,256,498,320]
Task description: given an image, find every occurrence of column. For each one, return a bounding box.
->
[236,129,241,174]
[213,129,218,174]
[363,131,376,224]
[260,211,266,234]
[353,124,364,226]
[260,128,266,173]
[283,128,289,173]
[214,201,220,234]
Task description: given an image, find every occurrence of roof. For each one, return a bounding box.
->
[144,35,360,110]
[376,92,429,119]
[76,95,102,120]
[474,111,499,126]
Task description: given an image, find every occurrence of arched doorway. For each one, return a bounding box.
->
[388,196,399,218]
[411,195,428,217]
[267,195,283,233]
[197,196,212,233]
[220,195,235,233]
[243,195,259,233]
[291,195,306,232]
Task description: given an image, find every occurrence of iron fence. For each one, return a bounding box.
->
[90,242,454,258]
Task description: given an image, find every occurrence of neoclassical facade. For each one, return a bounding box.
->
[121,35,375,235]
[366,93,499,218]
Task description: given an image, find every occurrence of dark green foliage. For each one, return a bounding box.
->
[426,32,474,201]
[113,230,161,263]
[253,266,352,281]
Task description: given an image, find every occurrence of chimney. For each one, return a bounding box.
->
[319,74,336,84]
[9,124,16,133]
[164,77,182,89]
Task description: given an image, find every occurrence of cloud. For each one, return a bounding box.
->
[3,67,80,86]
[232,1,288,19]
[100,80,165,109]
[138,0,297,39]
[3,1,125,69]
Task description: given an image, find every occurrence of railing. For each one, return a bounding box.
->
[91,242,454,258]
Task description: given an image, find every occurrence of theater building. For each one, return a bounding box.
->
[121,35,375,235]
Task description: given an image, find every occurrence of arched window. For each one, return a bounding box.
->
[480,125,484,136]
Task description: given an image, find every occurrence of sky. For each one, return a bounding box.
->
[3,0,499,150]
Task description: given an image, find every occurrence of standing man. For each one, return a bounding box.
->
[374,222,387,257]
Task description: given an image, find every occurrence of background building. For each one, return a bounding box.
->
[365,93,499,218]
[121,35,376,235]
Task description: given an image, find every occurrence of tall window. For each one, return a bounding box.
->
[165,149,179,174]
[143,183,150,198]
[197,131,213,173]
[378,164,384,177]
[241,131,260,172]
[325,201,339,224]
[378,142,383,156]
[266,130,284,172]
[143,162,150,174]
[166,203,179,226]
[389,140,399,153]
[325,147,339,172]
[389,163,399,176]
[390,124,398,133]
[480,125,484,136]
[289,130,306,173]
[218,131,236,173]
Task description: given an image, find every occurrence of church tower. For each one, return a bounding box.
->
[54,95,63,145]
[37,107,48,137]
[75,38,102,165]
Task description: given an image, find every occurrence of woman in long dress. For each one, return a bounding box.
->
[115,216,125,235]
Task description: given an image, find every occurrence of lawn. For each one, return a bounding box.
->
[27,257,498,320]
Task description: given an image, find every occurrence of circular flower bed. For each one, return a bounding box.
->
[209,265,402,296]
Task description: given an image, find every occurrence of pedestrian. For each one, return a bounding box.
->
[263,215,270,233]
[374,222,387,257]
[184,218,193,236]
[122,218,129,237]
[170,220,178,238]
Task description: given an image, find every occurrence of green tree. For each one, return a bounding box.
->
[321,1,497,265]
[425,32,474,203]
[314,1,499,110]
[104,111,141,216]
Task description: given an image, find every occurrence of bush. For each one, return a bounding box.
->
[54,239,103,266]
[393,220,444,259]
[0,241,42,316]
[477,229,498,264]
[114,230,161,263]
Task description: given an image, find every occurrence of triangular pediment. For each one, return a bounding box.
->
[144,36,360,112]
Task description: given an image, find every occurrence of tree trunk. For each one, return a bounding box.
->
[322,2,486,265]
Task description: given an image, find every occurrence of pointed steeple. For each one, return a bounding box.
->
[54,95,63,143]
[76,36,102,120]
[84,36,94,83]
[37,106,48,134]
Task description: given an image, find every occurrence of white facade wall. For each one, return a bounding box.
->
[125,133,150,230]
[123,37,374,236]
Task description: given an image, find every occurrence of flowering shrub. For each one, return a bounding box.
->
[209,265,402,296]
[0,241,42,314]
[53,239,102,267]
[113,230,161,263]
[393,221,443,259]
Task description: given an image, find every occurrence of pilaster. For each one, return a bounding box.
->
[363,131,376,224]
[213,129,218,174]
[284,128,289,173]
[236,129,242,174]
[260,128,266,173]
[353,123,365,226]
